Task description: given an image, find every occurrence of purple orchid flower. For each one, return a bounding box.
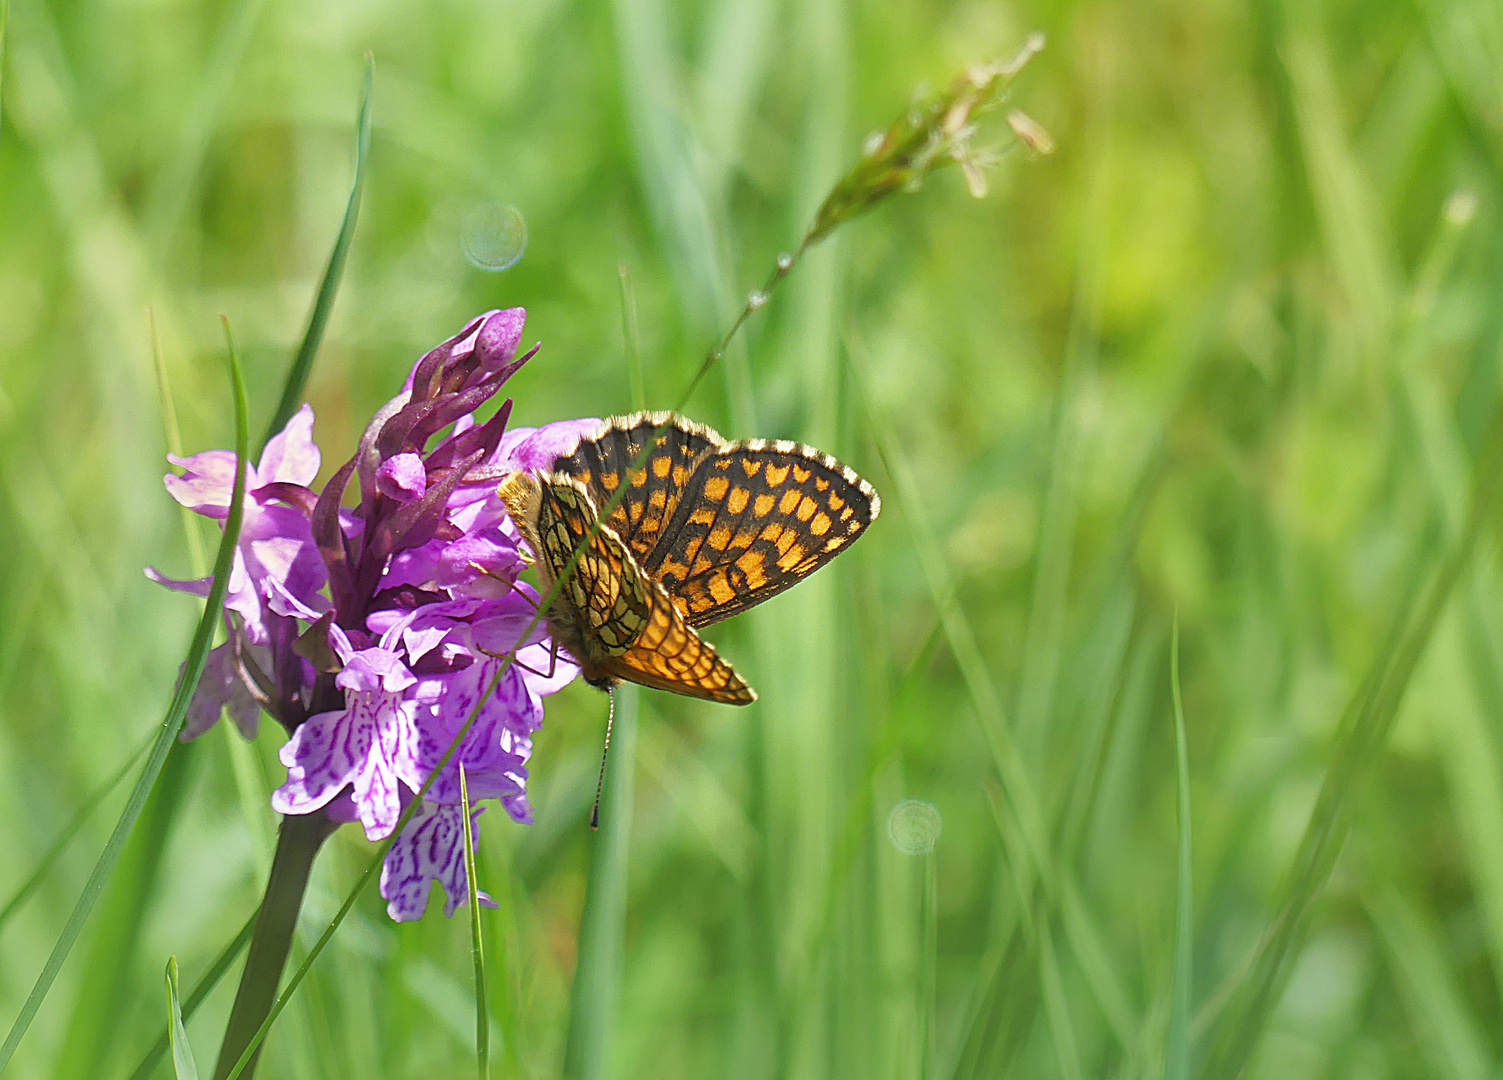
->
[148,403,329,644]
[149,309,586,921]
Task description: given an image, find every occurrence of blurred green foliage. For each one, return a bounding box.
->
[4,0,1503,1077]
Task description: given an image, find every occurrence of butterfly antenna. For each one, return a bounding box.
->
[589,687,616,831]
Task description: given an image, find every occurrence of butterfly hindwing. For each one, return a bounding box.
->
[532,475,652,655]
[504,418,878,706]
[526,471,755,704]
[550,412,725,563]
[643,441,881,628]
[595,580,757,704]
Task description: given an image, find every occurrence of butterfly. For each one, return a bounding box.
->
[498,411,880,705]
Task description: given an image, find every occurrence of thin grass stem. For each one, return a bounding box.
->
[127,911,257,1080]
[0,727,154,936]
[460,765,489,1080]
[0,317,249,1075]
[261,55,372,451]
[150,307,209,576]
[1166,617,1193,1080]
[563,684,637,1080]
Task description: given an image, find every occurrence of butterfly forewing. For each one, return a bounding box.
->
[551,412,724,563]
[643,441,880,628]
[509,416,878,706]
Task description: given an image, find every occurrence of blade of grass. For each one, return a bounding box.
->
[0,0,9,141]
[166,957,201,1080]
[127,911,258,1080]
[261,54,372,450]
[53,739,202,1079]
[1441,584,1503,1009]
[1205,417,1503,1077]
[1166,617,1193,1080]
[619,262,645,411]
[920,848,937,1080]
[53,312,219,1080]
[0,317,249,1075]
[844,341,1052,898]
[1037,918,1084,1080]
[0,727,153,936]
[143,0,269,251]
[1366,885,1490,1080]
[150,308,208,576]
[563,684,638,1080]
[479,839,527,1080]
[460,765,489,1080]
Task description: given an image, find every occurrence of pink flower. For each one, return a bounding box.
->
[149,310,586,921]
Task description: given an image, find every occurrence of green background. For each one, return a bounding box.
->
[3,0,1503,1076]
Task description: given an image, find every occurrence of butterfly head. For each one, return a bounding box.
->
[497,470,542,535]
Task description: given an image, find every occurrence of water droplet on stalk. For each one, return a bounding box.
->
[462,204,528,271]
[747,290,768,311]
[888,799,941,854]
[776,252,793,271]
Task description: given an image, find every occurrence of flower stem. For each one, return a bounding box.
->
[213,812,336,1080]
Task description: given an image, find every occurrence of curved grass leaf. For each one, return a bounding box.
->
[165,957,201,1080]
[261,53,372,451]
[1206,417,1503,1078]
[0,728,153,937]
[460,765,489,1080]
[563,685,637,1080]
[1166,618,1193,1080]
[0,320,249,1075]
[126,910,256,1080]
[0,0,9,137]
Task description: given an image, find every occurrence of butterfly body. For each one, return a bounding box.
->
[499,412,879,704]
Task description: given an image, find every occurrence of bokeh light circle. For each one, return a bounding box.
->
[887,799,941,855]
[461,204,528,271]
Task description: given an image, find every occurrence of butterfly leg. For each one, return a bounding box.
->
[505,635,567,682]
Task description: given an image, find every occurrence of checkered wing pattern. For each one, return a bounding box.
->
[533,477,653,655]
[597,583,757,704]
[642,441,881,628]
[533,472,754,704]
[550,412,725,563]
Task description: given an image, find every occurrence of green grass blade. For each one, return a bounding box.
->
[165,957,201,1080]
[53,741,200,1078]
[618,262,645,411]
[460,765,489,1080]
[1207,423,1503,1076]
[0,318,249,1075]
[261,53,372,450]
[844,342,1052,891]
[150,308,208,576]
[55,310,218,1077]
[142,0,268,251]
[1166,617,1193,1080]
[920,850,937,1080]
[127,911,257,1080]
[0,0,9,140]
[0,727,152,936]
[1037,918,1083,1080]
[1366,886,1489,1080]
[563,684,638,1080]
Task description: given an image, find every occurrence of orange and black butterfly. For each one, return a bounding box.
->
[498,412,880,704]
